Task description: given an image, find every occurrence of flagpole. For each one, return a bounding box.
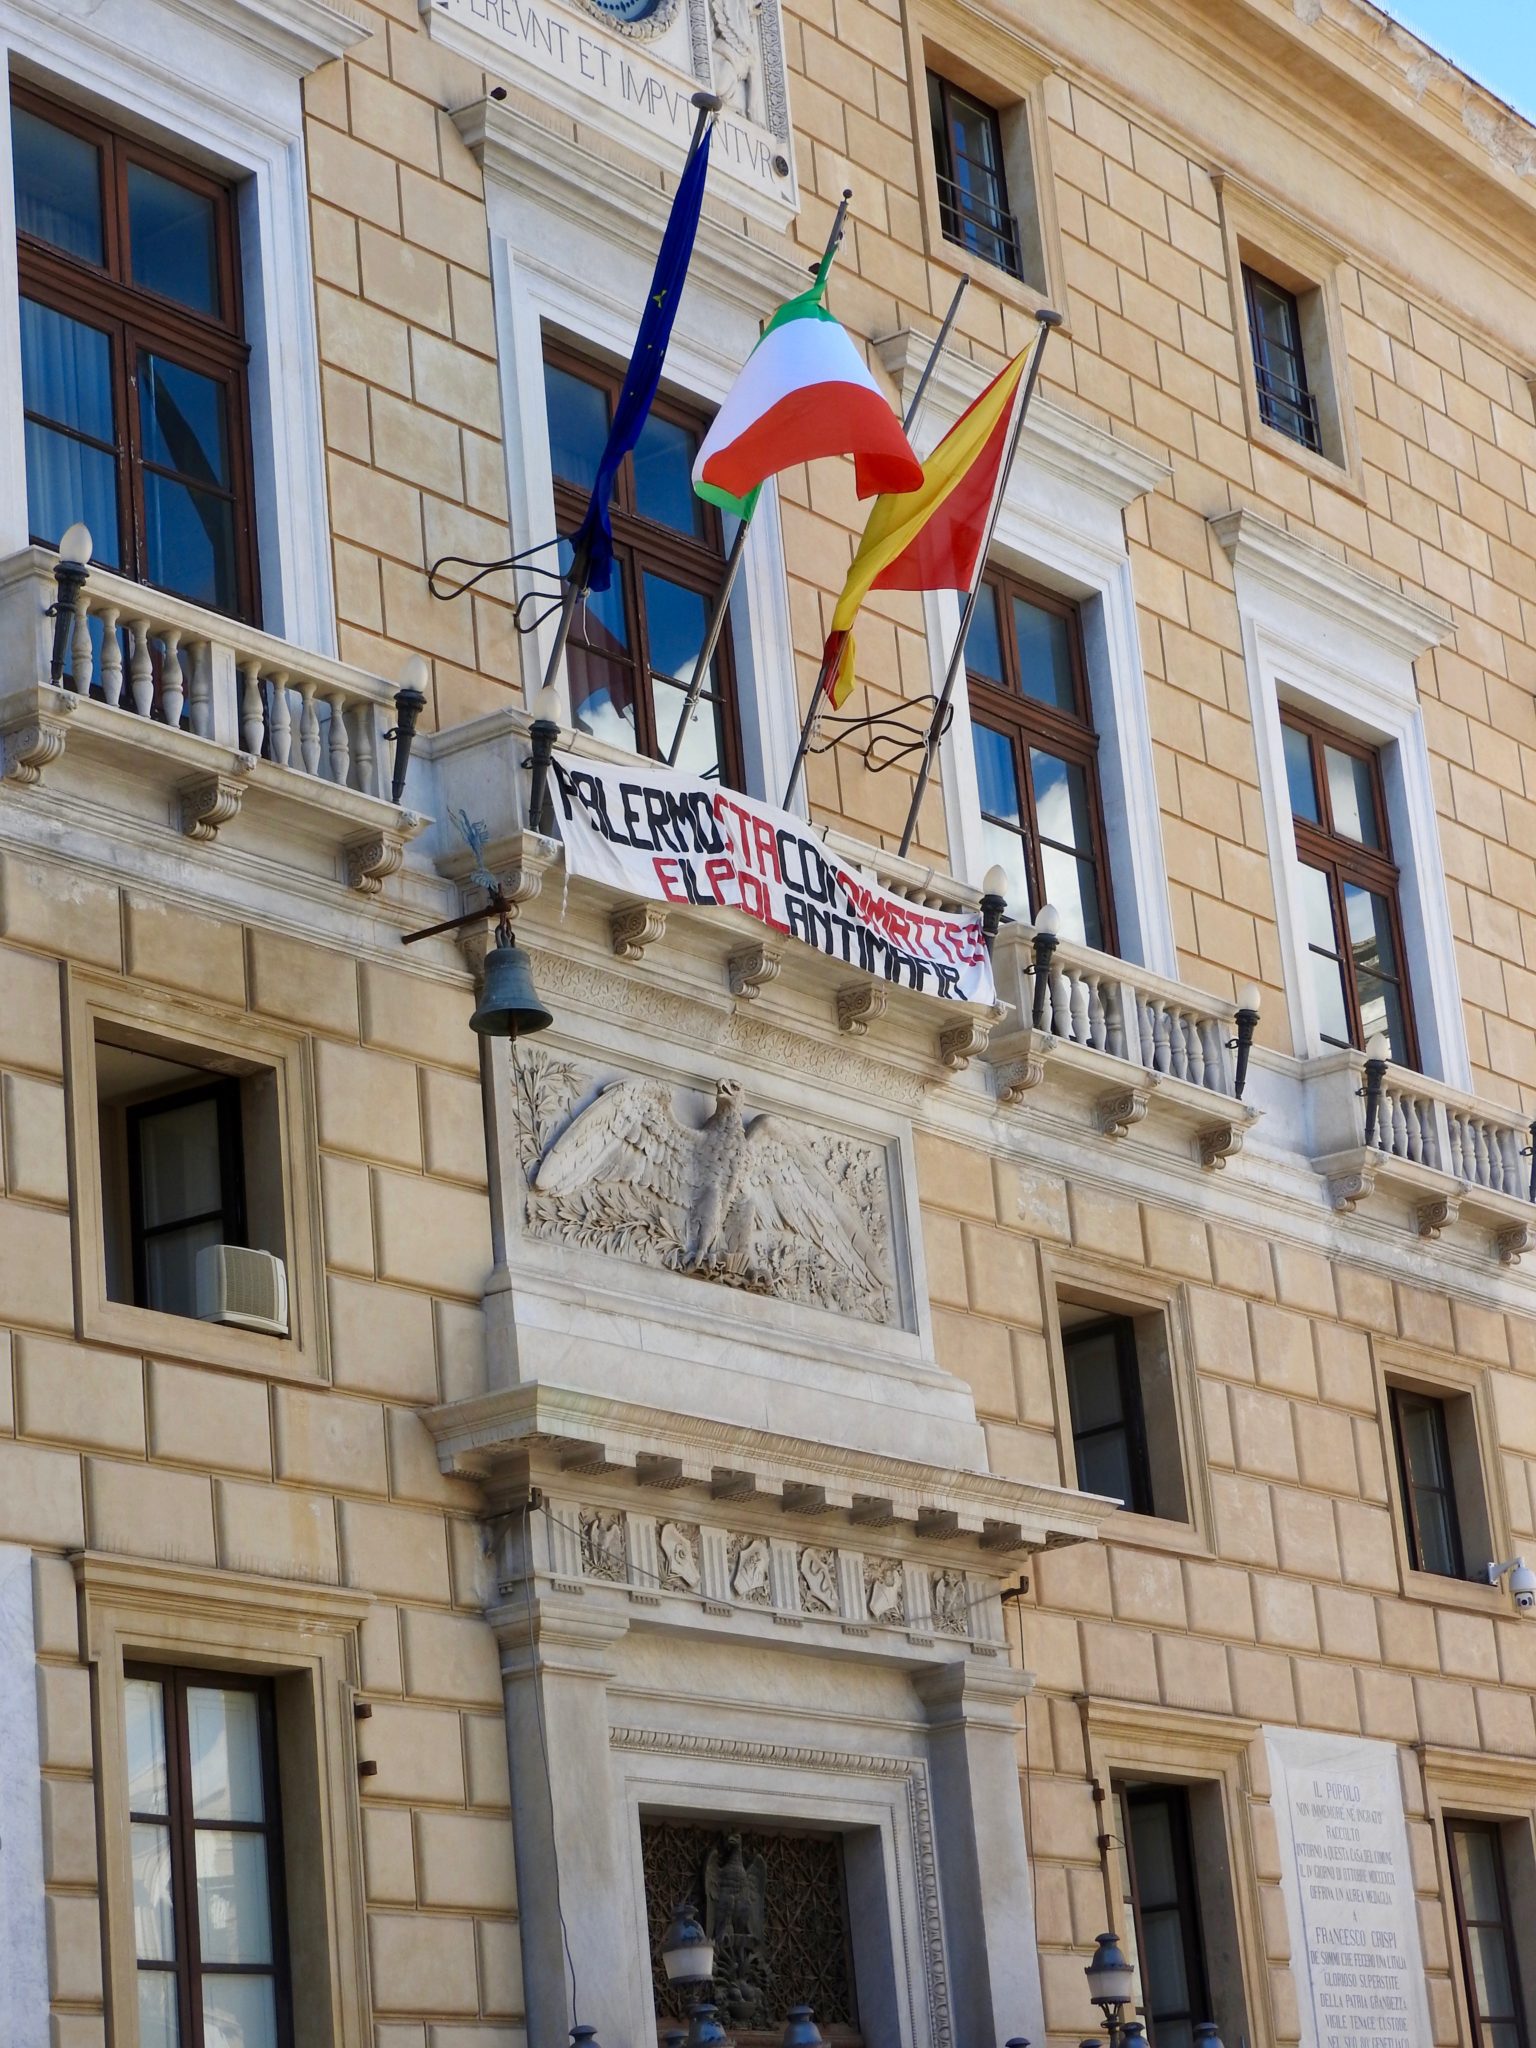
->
[779,271,970,810]
[664,187,856,768]
[895,305,1060,858]
[539,89,721,703]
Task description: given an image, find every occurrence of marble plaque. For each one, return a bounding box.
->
[1265,1729,1433,2048]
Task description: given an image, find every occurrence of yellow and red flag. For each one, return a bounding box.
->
[820,346,1030,708]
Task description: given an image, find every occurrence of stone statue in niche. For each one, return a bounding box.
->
[579,1507,628,1582]
[709,0,763,116]
[798,1545,838,1615]
[525,1075,895,1323]
[658,1520,703,1593]
[728,1531,772,1605]
[931,1568,968,1637]
[864,1557,905,1624]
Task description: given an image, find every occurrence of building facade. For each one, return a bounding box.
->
[3,0,1536,2045]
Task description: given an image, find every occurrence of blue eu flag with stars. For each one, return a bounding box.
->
[569,121,713,593]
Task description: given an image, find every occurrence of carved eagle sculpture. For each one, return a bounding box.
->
[528,1078,890,1316]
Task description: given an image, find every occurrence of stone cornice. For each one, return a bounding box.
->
[72,1551,374,1627]
[424,1381,1110,1553]
[158,0,369,70]
[873,331,1172,510]
[1211,507,1453,660]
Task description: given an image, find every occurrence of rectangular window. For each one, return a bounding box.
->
[927,73,1034,283]
[126,1666,290,2048]
[1061,1307,1186,1523]
[966,569,1115,952]
[542,345,742,788]
[1121,1785,1214,2048]
[11,85,259,621]
[1447,1820,1531,2048]
[1242,266,1323,455]
[1281,708,1417,1065]
[1390,1387,1466,1579]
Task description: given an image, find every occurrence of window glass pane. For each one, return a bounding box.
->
[1399,1400,1450,1491]
[1297,861,1339,955]
[1308,951,1350,1046]
[563,545,636,754]
[964,582,1006,686]
[1129,1799,1179,1902]
[20,299,115,443]
[138,1097,224,1228]
[653,680,722,781]
[1412,1487,1460,1577]
[23,421,121,565]
[1454,1827,1503,1923]
[1324,744,1380,848]
[1031,749,1093,854]
[200,1972,278,2048]
[132,1823,176,1962]
[544,362,610,492]
[1011,596,1075,713]
[972,722,1021,825]
[138,1971,180,2048]
[144,474,238,612]
[1283,722,1319,824]
[1039,842,1102,951]
[978,821,1029,917]
[641,572,707,685]
[1468,1925,1516,2020]
[1074,1429,1135,1508]
[188,1687,265,1821]
[633,412,704,537]
[1140,1909,1192,2011]
[1064,1331,1127,1433]
[141,357,231,484]
[12,107,103,262]
[145,1218,224,1317]
[196,1830,273,1964]
[128,163,218,315]
[126,1678,169,1815]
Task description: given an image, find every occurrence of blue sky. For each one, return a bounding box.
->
[1379,1,1536,120]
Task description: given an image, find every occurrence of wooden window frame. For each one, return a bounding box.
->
[1390,1384,1466,1581]
[967,567,1118,953]
[1120,1782,1215,2043]
[1241,265,1323,456]
[544,340,744,790]
[125,1077,247,1314]
[1446,1817,1532,2048]
[126,1663,294,2048]
[1062,1314,1155,1519]
[926,72,1024,282]
[12,81,261,624]
[1281,704,1418,1066]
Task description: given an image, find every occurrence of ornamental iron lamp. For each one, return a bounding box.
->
[526,680,563,835]
[980,864,1011,949]
[1228,982,1262,1101]
[1085,1931,1135,2019]
[660,1898,715,1991]
[682,2003,730,2045]
[387,654,429,804]
[1030,902,1062,1029]
[1360,1032,1390,1147]
[469,916,554,1039]
[49,523,92,689]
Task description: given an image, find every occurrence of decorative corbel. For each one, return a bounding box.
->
[1328,1165,1376,1213]
[179,756,256,843]
[2,697,77,785]
[610,899,668,963]
[1198,1121,1246,1171]
[346,811,425,896]
[1096,1081,1156,1139]
[728,944,782,1002]
[995,1051,1049,1104]
[1495,1223,1535,1266]
[938,1014,993,1073]
[1415,1195,1459,1240]
[836,981,889,1036]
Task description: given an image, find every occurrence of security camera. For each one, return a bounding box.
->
[1488,1558,1536,1613]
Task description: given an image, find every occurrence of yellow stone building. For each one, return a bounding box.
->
[2,0,1536,2045]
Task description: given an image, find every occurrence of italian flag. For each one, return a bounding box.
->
[693,289,922,520]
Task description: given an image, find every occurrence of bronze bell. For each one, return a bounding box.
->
[470,929,553,1038]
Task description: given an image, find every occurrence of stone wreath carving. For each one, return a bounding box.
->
[522,1069,896,1323]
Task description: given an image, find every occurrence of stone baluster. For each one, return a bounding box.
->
[1136,995,1155,1066]
[350,702,375,796]
[240,661,265,756]
[1086,977,1107,1052]
[160,628,184,729]
[327,689,350,786]
[188,642,214,739]
[98,608,122,707]
[1068,972,1089,1045]
[129,620,154,717]
[269,674,292,767]
[1151,1001,1173,1075]
[70,589,93,695]
[299,682,320,774]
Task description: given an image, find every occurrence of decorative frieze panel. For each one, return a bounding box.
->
[511,1051,902,1325]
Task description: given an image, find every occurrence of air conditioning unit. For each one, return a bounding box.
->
[196,1245,289,1335]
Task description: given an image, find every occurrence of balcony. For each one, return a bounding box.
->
[0,547,426,892]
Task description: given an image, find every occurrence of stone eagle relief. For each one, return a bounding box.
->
[517,1060,897,1324]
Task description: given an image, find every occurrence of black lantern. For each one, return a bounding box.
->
[1229,981,1261,1100]
[49,522,92,689]
[980,863,1010,948]
[1030,903,1062,1030]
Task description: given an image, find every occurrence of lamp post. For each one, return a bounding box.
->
[1360,1032,1390,1148]
[1081,1931,1224,2048]
[659,1899,726,2046]
[980,864,1010,951]
[1229,981,1261,1100]
[526,680,563,835]
[1030,902,1061,1030]
[387,654,429,804]
[49,523,92,689]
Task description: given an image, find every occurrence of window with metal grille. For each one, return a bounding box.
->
[641,1819,861,2042]
[126,1666,291,2048]
[1120,1785,1214,2048]
[1242,266,1323,455]
[1390,1386,1466,1579]
[1281,707,1417,1066]
[965,568,1116,953]
[927,74,1029,283]
[542,345,743,788]
[1447,1819,1532,2048]
[11,85,260,622]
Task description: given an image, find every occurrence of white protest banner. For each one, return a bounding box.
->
[549,751,996,1006]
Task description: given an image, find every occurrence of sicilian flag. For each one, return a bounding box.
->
[693,288,922,520]
[820,346,1030,707]
[569,124,713,593]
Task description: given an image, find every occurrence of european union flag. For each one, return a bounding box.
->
[569,119,714,593]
